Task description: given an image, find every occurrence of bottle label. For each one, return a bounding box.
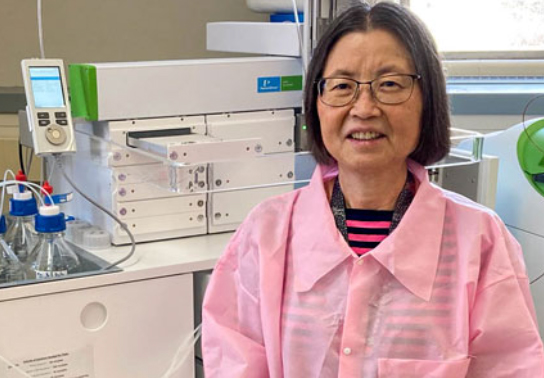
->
[35,270,68,279]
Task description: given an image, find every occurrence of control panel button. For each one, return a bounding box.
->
[38,120,51,126]
[55,112,67,118]
[45,125,66,146]
[37,112,50,119]
[57,119,68,126]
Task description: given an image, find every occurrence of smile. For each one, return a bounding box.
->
[349,131,384,141]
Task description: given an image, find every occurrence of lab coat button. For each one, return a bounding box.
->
[343,347,352,355]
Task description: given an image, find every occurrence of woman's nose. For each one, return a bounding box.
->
[349,85,381,118]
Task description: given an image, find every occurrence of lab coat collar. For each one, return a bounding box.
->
[370,160,446,301]
[292,160,446,302]
[291,164,353,293]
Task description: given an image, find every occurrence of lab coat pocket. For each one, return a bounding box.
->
[378,357,471,378]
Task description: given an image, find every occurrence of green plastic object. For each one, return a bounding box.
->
[69,64,98,121]
[518,118,544,197]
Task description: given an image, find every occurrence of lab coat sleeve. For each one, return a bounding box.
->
[201,225,269,378]
[466,226,544,377]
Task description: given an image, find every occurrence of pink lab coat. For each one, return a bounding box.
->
[202,160,544,377]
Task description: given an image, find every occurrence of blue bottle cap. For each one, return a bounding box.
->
[35,212,66,233]
[9,197,38,216]
[0,216,6,234]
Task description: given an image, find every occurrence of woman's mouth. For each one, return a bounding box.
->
[349,131,384,141]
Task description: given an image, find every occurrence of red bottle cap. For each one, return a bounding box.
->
[16,170,27,182]
[42,181,54,196]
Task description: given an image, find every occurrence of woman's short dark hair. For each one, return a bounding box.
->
[304,1,450,166]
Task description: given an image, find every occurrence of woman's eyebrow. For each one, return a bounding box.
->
[375,64,408,76]
[325,64,411,79]
[324,69,356,77]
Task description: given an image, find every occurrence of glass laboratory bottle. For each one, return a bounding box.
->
[4,191,38,263]
[0,215,25,283]
[26,206,81,280]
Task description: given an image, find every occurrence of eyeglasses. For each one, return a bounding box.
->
[317,73,421,107]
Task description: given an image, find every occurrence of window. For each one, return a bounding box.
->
[408,0,544,59]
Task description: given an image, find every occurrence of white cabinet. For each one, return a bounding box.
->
[0,274,195,378]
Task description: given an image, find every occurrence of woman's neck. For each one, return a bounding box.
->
[337,163,408,210]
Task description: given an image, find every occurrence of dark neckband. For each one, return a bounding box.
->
[330,172,415,241]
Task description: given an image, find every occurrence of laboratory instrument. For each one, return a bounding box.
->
[57,57,304,245]
[21,59,76,155]
[482,118,544,337]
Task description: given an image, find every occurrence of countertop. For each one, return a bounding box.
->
[0,232,233,302]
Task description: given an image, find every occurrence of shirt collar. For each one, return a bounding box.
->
[291,160,446,301]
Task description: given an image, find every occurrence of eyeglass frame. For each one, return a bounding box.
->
[316,73,422,107]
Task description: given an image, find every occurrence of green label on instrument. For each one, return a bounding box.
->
[281,75,303,91]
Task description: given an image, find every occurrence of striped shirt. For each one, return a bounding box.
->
[345,209,393,255]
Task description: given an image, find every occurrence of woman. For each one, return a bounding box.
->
[202,2,544,377]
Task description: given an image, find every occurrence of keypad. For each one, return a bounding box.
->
[35,111,69,127]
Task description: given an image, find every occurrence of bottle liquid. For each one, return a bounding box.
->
[4,191,38,263]
[26,206,81,280]
[0,216,25,284]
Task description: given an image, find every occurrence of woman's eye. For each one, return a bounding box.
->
[381,80,400,88]
[331,82,351,91]
[378,79,406,92]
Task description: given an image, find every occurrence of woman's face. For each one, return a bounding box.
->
[317,29,423,174]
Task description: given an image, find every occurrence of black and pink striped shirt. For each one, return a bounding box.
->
[345,209,393,256]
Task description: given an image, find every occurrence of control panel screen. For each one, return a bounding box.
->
[29,67,65,108]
